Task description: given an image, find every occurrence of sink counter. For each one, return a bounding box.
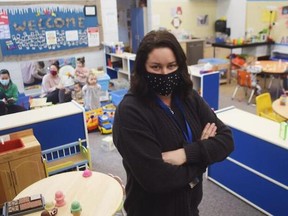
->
[0,129,41,164]
[178,38,205,43]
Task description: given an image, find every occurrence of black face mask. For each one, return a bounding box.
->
[144,70,182,96]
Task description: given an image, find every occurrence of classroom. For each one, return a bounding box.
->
[0,0,287,215]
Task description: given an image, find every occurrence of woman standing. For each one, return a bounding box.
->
[0,69,26,115]
[112,30,234,216]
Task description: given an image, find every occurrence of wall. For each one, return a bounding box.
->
[0,0,112,93]
[216,0,246,39]
[246,0,288,53]
[149,0,217,39]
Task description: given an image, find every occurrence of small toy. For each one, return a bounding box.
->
[98,114,113,134]
[2,194,45,216]
[82,169,92,177]
[70,201,82,216]
[41,210,50,216]
[41,208,58,216]
[86,114,98,132]
[45,200,55,211]
[54,191,66,207]
[85,108,103,132]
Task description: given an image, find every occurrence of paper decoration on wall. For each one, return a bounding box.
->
[46,30,57,45]
[197,15,208,26]
[87,27,99,47]
[65,30,78,42]
[262,9,277,22]
[0,11,10,39]
[0,5,98,56]
[171,6,182,29]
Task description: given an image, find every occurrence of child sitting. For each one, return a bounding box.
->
[71,82,84,105]
[82,72,101,111]
[74,57,89,86]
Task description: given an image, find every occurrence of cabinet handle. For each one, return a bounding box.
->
[8,172,13,187]
[12,171,18,186]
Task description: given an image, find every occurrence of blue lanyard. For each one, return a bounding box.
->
[155,96,193,144]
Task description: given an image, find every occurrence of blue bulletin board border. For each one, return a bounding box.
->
[0,4,99,56]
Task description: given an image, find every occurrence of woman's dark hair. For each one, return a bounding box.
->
[0,69,10,77]
[51,61,60,70]
[37,61,45,69]
[77,57,85,65]
[130,30,193,100]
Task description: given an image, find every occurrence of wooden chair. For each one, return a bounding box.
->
[108,173,126,216]
[255,92,286,123]
[231,70,258,104]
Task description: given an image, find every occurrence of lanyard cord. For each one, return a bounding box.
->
[155,96,193,144]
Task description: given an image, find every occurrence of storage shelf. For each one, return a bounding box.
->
[104,44,135,81]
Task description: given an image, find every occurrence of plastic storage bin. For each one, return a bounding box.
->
[198,58,229,73]
[110,89,128,106]
[97,74,110,91]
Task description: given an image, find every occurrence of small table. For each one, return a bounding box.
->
[29,98,52,109]
[256,60,288,98]
[272,98,288,119]
[14,171,123,216]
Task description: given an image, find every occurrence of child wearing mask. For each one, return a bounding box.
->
[74,57,89,85]
[71,82,84,105]
[82,72,101,110]
[0,69,26,115]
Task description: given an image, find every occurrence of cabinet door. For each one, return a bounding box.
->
[186,41,204,65]
[131,8,145,53]
[10,153,45,194]
[0,163,16,206]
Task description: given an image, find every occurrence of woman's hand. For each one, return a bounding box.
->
[162,148,186,166]
[201,123,217,140]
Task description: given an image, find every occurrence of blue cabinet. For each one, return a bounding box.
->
[189,67,219,110]
[209,107,288,216]
[131,8,147,53]
[0,102,89,151]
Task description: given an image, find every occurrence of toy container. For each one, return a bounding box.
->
[110,89,128,106]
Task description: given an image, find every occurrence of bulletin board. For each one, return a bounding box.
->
[246,0,288,45]
[0,4,100,57]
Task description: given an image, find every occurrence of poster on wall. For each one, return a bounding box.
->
[46,31,57,45]
[0,11,10,39]
[87,27,100,47]
[0,5,99,56]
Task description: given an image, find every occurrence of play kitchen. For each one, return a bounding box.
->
[0,129,45,208]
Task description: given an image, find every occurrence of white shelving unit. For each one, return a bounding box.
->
[103,44,136,81]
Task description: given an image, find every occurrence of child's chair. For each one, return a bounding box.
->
[255,92,286,122]
[231,70,258,104]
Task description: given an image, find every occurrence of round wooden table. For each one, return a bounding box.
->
[256,60,288,98]
[272,98,288,119]
[14,171,123,216]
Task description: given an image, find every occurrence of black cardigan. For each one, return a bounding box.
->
[113,90,234,216]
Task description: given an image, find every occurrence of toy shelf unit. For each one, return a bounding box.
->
[103,42,135,81]
[188,65,219,110]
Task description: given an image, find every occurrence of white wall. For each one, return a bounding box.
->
[216,0,246,39]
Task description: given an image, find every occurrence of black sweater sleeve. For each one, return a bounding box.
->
[183,91,234,165]
[113,99,206,194]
